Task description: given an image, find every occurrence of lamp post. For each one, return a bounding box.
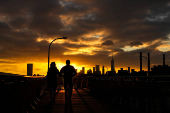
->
[139,52,150,81]
[48,36,67,71]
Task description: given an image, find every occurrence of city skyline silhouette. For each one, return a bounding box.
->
[0,0,170,113]
[0,52,170,77]
[0,1,170,76]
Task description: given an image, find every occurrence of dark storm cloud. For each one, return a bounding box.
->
[0,0,28,16]
[61,1,87,13]
[143,5,170,41]
[113,48,124,52]
[72,0,170,44]
[0,22,10,29]
[28,1,64,36]
[0,0,61,16]
[0,22,11,34]
[9,17,27,29]
[29,17,63,36]
[0,0,64,35]
[73,14,102,33]
[0,0,170,72]
[0,0,65,60]
[130,41,143,47]
[102,40,114,45]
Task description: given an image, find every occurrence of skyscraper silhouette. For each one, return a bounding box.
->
[111,55,115,74]
[96,65,100,72]
[95,65,101,75]
[163,54,165,66]
[82,67,85,74]
[27,63,33,76]
[102,66,104,75]
[93,67,95,74]
[128,67,130,73]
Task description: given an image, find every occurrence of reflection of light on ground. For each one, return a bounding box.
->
[58,90,65,93]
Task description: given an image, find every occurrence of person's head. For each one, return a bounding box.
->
[66,60,70,65]
[50,62,56,68]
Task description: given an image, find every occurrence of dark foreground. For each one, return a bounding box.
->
[35,88,119,113]
[1,74,170,113]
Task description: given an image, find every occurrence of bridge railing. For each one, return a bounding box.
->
[56,76,170,113]
[0,74,46,113]
[87,76,170,113]
[1,75,170,113]
[56,77,91,90]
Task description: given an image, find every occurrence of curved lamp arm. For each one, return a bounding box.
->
[48,36,67,71]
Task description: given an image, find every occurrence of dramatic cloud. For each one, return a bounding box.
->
[102,40,114,46]
[0,0,170,75]
[130,41,143,47]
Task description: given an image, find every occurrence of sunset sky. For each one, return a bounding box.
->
[0,0,170,75]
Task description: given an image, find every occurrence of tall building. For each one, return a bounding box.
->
[93,67,95,74]
[102,66,104,75]
[96,65,100,72]
[118,68,128,75]
[111,55,115,73]
[27,63,33,76]
[128,67,130,73]
[87,69,92,74]
[95,65,101,75]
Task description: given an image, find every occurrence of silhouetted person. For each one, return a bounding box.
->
[60,60,76,103]
[46,62,60,102]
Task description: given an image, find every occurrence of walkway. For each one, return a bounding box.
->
[35,88,119,113]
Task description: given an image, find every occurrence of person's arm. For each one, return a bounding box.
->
[72,66,77,77]
[59,67,64,77]
[46,70,49,79]
[56,68,61,77]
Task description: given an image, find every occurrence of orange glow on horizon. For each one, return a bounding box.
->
[0,61,93,75]
[0,62,147,76]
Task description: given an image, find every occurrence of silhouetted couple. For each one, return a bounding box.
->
[46,60,76,103]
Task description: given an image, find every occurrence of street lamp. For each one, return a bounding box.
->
[139,52,150,81]
[48,36,67,71]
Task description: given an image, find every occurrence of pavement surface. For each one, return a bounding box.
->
[35,88,119,113]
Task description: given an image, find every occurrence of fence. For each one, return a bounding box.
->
[0,74,46,113]
[89,76,170,113]
[1,75,170,113]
